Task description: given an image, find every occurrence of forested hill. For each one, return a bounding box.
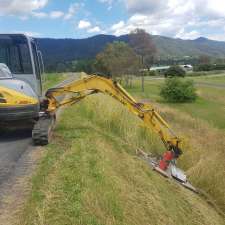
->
[152,36,225,58]
[36,35,128,62]
[36,34,225,70]
[36,35,128,71]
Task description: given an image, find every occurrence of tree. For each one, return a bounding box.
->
[214,57,225,64]
[160,78,197,103]
[129,29,157,91]
[56,62,67,73]
[165,66,186,78]
[71,59,94,74]
[199,55,211,64]
[94,41,139,82]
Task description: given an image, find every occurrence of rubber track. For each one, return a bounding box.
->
[32,116,53,146]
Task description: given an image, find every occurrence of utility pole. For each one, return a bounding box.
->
[141,55,144,92]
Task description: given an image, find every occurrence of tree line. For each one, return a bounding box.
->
[67,29,157,91]
[48,29,225,90]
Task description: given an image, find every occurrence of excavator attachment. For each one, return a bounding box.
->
[136,149,198,193]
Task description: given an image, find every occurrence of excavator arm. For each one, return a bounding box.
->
[44,75,182,158]
[36,75,199,192]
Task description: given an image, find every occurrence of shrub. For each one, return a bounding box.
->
[194,64,212,72]
[165,66,186,78]
[188,70,225,77]
[160,78,197,103]
[194,64,225,72]
[214,64,225,70]
[143,70,157,76]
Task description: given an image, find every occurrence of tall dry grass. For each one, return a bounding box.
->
[156,104,225,212]
[80,94,225,213]
[79,94,165,155]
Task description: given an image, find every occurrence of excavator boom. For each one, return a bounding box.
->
[45,75,182,157]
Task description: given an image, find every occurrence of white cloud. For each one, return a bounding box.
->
[0,0,66,21]
[32,11,47,19]
[9,31,41,37]
[125,0,166,14]
[175,29,201,40]
[207,34,225,41]
[77,19,102,34]
[32,11,64,19]
[64,3,81,20]
[0,0,48,16]
[125,0,225,18]
[198,0,225,18]
[50,11,64,19]
[111,0,225,40]
[88,26,101,33]
[0,0,73,21]
[98,0,113,5]
[111,21,125,31]
[98,0,114,10]
[78,20,92,29]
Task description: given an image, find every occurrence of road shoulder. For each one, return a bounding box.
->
[0,146,44,225]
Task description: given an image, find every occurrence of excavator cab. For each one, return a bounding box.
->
[0,34,44,121]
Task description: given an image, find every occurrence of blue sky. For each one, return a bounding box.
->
[1,0,225,41]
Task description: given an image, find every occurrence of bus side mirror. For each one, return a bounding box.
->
[37,50,45,75]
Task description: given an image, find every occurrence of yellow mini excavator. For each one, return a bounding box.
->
[0,34,197,192]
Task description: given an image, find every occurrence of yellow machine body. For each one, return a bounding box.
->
[0,86,38,106]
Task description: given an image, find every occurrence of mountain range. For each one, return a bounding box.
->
[36,34,225,70]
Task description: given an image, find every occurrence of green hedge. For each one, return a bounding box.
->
[165,66,186,77]
[194,64,225,72]
[160,78,197,103]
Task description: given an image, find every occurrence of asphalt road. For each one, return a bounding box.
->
[0,74,79,188]
[0,129,32,185]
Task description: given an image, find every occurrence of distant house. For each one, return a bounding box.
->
[180,64,193,72]
[149,64,193,75]
[140,64,193,76]
[150,66,170,75]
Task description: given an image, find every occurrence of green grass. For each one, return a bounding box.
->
[20,95,225,225]
[43,73,69,90]
[192,74,225,84]
[127,77,225,129]
[170,98,225,129]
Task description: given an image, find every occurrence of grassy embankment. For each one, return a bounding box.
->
[19,74,225,224]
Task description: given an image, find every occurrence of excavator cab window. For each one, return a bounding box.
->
[0,35,32,74]
[31,42,41,80]
[31,41,42,94]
